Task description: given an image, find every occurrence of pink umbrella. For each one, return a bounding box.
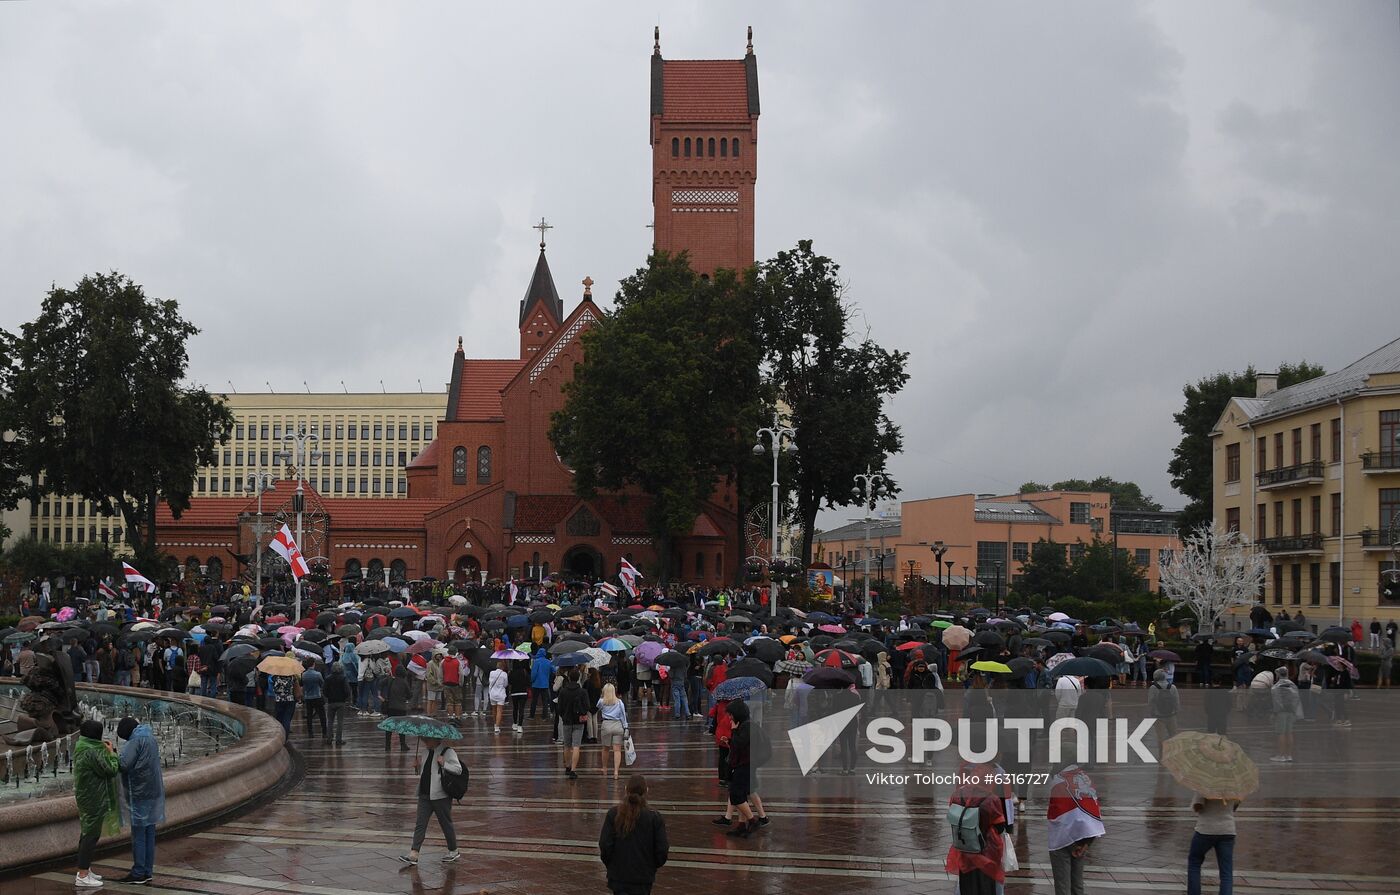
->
[407,638,440,655]
[56,606,77,622]
[817,624,847,635]
[942,625,973,650]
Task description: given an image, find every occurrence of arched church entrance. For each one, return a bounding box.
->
[562,545,603,581]
[454,554,481,583]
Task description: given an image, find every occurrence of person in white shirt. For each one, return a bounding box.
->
[488,660,509,733]
[1054,674,1083,720]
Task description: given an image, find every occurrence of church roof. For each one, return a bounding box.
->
[452,359,524,421]
[518,248,564,326]
[658,60,753,121]
[406,437,440,470]
[156,483,449,532]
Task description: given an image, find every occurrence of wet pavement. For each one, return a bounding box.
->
[7,692,1400,894]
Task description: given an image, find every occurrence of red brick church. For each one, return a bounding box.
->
[157,30,759,588]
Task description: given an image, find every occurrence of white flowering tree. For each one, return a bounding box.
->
[1159,522,1268,632]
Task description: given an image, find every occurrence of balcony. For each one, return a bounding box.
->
[1257,534,1324,555]
[1361,451,1400,475]
[1361,529,1397,552]
[1256,461,1324,491]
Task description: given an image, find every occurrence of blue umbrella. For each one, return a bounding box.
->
[506,615,530,629]
[383,637,409,653]
[598,637,631,652]
[806,612,838,624]
[714,676,769,701]
[554,652,590,668]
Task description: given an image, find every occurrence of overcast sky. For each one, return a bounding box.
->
[2,2,1397,519]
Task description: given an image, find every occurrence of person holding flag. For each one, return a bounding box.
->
[619,558,643,599]
[122,562,157,594]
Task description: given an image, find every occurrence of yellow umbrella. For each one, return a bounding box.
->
[1161,732,1258,799]
[969,660,1013,675]
[779,634,798,644]
[257,656,305,677]
[546,603,561,610]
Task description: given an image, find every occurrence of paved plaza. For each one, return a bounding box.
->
[8,695,1400,895]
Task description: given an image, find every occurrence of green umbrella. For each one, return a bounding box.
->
[376,715,463,740]
[929,620,953,629]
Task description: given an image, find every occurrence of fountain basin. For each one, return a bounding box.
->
[0,681,288,872]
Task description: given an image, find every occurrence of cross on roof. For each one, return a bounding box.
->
[533,217,553,250]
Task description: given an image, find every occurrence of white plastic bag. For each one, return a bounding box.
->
[623,732,637,766]
[1001,831,1019,872]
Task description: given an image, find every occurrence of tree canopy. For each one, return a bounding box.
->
[1167,361,1324,533]
[755,241,909,566]
[1014,537,1146,602]
[1018,476,1163,511]
[549,252,764,584]
[3,272,233,568]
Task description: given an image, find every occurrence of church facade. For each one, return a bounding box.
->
[156,31,759,589]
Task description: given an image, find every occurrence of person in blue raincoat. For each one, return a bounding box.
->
[116,716,165,884]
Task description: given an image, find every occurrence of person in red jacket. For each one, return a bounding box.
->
[441,652,462,721]
[707,696,734,809]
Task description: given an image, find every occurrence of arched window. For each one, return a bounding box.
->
[530,552,540,580]
[695,552,705,577]
[707,137,716,157]
[732,138,740,157]
[452,446,467,484]
[671,137,678,157]
[476,446,492,483]
[206,556,223,581]
[345,558,362,579]
[720,138,727,158]
[683,137,691,157]
[390,559,407,584]
[696,135,704,155]
[368,558,385,583]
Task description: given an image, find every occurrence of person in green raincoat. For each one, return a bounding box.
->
[73,719,120,887]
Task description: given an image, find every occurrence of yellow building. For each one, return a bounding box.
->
[1211,338,1400,626]
[23,390,446,550]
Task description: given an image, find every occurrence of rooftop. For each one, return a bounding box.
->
[1235,337,1400,423]
[452,359,524,421]
[973,500,1060,524]
[813,518,902,542]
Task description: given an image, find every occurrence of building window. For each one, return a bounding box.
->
[236,424,245,439]
[346,478,356,493]
[671,137,679,157]
[1012,542,1029,562]
[334,477,343,492]
[1291,499,1302,536]
[1256,503,1266,540]
[1310,495,1321,534]
[1290,427,1301,465]
[411,423,421,440]
[1290,564,1301,605]
[1069,502,1091,524]
[1134,548,1151,568]
[1382,410,1400,466]
[708,137,716,157]
[320,477,330,493]
[684,137,691,157]
[477,446,492,483]
[452,447,467,484]
[399,424,408,439]
[1272,565,1283,605]
[1273,432,1283,468]
[424,424,433,440]
[695,552,705,577]
[347,451,356,467]
[1309,563,1321,606]
[1225,443,1240,482]
[359,476,368,493]
[360,449,369,466]
[1274,502,1284,538]
[1381,488,1400,533]
[260,424,269,439]
[374,424,383,439]
[1331,417,1342,461]
[720,138,727,158]
[398,478,407,494]
[732,138,740,157]
[1257,438,1267,474]
[373,450,382,466]
[1331,492,1342,535]
[1069,542,1086,561]
[360,425,369,439]
[347,425,357,440]
[976,541,1008,574]
[1226,507,1240,532]
[1330,561,1341,606]
[1310,423,1321,461]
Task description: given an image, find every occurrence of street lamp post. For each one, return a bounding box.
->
[994,561,1003,612]
[753,408,797,616]
[930,541,948,611]
[853,466,888,618]
[243,473,276,606]
[945,560,955,605]
[276,425,323,622]
[962,564,969,603]
[907,559,917,603]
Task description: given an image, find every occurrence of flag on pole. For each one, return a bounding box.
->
[98,579,122,601]
[597,582,618,598]
[619,558,643,598]
[122,562,157,593]
[271,524,311,580]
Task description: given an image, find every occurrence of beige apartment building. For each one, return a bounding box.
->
[22,390,446,551]
[1211,338,1400,626]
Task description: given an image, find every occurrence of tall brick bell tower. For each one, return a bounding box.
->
[650,27,759,276]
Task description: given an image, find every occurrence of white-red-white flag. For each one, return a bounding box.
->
[619,558,642,598]
[122,562,157,593]
[271,524,310,580]
[98,579,122,601]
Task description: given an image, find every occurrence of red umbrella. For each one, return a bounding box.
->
[815,648,861,669]
[896,640,928,651]
[817,624,847,635]
[297,617,316,629]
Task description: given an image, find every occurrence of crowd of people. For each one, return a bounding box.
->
[3,575,1393,894]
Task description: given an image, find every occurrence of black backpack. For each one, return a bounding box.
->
[440,759,469,801]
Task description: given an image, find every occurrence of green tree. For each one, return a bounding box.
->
[1016,539,1074,601]
[1018,476,1163,511]
[755,241,909,566]
[5,272,233,569]
[1168,361,1324,533]
[550,252,763,585]
[1072,537,1146,599]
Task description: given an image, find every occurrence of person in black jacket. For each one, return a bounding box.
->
[324,663,351,745]
[599,775,668,895]
[383,666,412,751]
[556,669,589,779]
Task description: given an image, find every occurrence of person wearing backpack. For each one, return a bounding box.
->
[397,736,462,867]
[557,668,589,780]
[1147,669,1180,754]
[945,758,1008,895]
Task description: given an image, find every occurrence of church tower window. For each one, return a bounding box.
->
[708,137,715,157]
[684,137,691,157]
[671,137,679,157]
[476,446,492,484]
[452,446,467,484]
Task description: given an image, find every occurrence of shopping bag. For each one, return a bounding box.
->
[623,732,637,766]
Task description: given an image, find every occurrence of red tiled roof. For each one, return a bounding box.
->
[513,495,576,531]
[593,496,651,534]
[690,513,723,538]
[663,61,749,121]
[157,481,447,533]
[406,438,440,470]
[319,498,449,530]
[454,359,524,421]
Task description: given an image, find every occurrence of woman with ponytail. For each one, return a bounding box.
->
[598,775,669,895]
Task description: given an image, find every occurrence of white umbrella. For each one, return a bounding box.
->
[581,647,612,668]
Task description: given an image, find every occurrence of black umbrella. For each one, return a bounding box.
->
[972,630,1005,648]
[549,640,587,656]
[316,611,337,626]
[728,657,775,685]
[1049,657,1117,678]
[1021,637,1054,649]
[1318,627,1351,643]
[1041,630,1072,643]
[802,667,857,689]
[1006,657,1036,679]
[655,651,690,668]
[221,643,258,662]
[529,609,554,623]
[299,629,329,643]
[336,624,362,637]
[698,638,744,658]
[1084,645,1123,665]
[807,635,836,651]
[744,637,785,664]
[389,606,420,620]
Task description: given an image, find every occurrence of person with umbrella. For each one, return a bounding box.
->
[1161,732,1255,895]
[598,775,669,895]
[383,666,413,751]
[488,659,509,734]
[358,649,390,717]
[397,732,463,866]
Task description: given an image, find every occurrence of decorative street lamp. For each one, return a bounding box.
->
[243,472,276,605]
[907,559,917,603]
[994,560,1004,612]
[962,564,970,603]
[753,408,797,616]
[853,466,888,618]
[931,541,949,611]
[276,425,323,622]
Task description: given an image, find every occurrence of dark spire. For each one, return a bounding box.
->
[746,26,753,56]
[518,245,563,326]
[654,25,660,56]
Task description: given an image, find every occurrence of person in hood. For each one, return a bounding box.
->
[73,719,120,888]
[115,716,164,885]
